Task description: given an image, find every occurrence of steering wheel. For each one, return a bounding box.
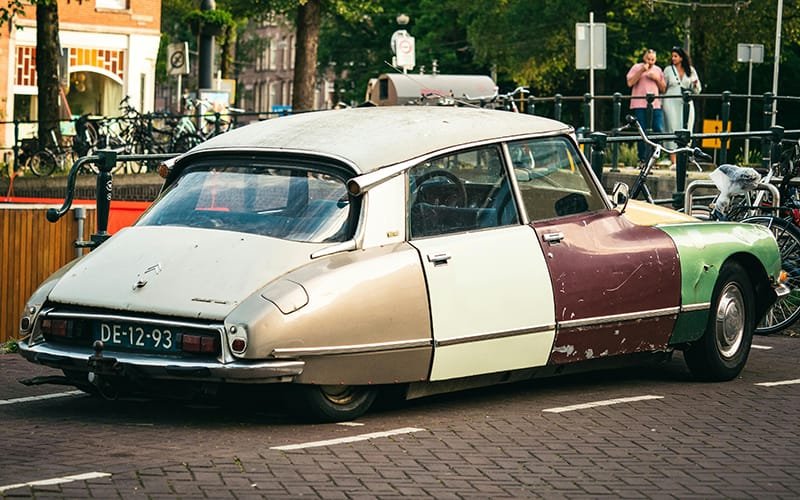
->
[412,170,468,207]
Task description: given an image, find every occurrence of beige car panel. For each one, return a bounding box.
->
[225,242,433,385]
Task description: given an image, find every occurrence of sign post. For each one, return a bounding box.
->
[391,30,415,74]
[737,43,764,162]
[576,13,606,131]
[168,42,190,112]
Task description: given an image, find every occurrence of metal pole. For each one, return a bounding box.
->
[589,11,595,132]
[772,0,783,126]
[744,59,753,163]
[198,0,216,90]
[176,74,183,113]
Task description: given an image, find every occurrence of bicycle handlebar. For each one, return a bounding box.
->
[621,113,711,161]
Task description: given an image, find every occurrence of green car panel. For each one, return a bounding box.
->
[657,222,782,344]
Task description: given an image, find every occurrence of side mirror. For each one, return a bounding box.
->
[514,168,532,182]
[611,182,630,213]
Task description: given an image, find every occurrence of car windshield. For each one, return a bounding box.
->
[137,164,353,243]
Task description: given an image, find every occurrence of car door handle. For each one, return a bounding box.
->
[542,232,565,244]
[427,252,452,265]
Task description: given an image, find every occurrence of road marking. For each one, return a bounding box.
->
[0,390,84,406]
[336,422,365,427]
[0,472,111,493]
[270,427,425,451]
[542,395,664,413]
[752,344,773,350]
[755,378,800,387]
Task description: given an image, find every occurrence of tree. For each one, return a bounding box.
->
[0,0,63,149]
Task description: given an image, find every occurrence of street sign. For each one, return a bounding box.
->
[391,30,415,71]
[167,42,190,76]
[737,43,764,64]
[575,22,606,70]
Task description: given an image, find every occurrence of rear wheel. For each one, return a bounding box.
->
[292,385,378,422]
[684,262,754,381]
[28,150,57,177]
[740,215,800,334]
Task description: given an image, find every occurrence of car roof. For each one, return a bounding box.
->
[185,106,573,174]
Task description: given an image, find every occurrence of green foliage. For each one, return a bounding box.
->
[184,8,237,35]
[1,339,18,354]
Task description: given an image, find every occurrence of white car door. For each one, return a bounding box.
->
[407,145,555,381]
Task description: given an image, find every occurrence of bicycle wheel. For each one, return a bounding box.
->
[740,215,800,334]
[27,149,57,177]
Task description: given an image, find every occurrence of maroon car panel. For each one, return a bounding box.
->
[533,211,681,364]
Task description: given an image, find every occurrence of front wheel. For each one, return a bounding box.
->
[291,385,378,422]
[27,150,57,177]
[684,262,754,381]
[740,215,800,334]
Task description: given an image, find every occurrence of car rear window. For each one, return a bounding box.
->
[137,164,353,243]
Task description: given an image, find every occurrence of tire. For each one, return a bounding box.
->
[291,384,378,422]
[28,149,57,177]
[740,215,800,334]
[684,262,754,381]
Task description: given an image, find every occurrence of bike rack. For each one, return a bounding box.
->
[46,150,177,249]
[684,180,781,217]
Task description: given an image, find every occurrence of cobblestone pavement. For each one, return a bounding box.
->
[1,335,798,499]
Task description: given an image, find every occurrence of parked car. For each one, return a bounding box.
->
[17,106,787,422]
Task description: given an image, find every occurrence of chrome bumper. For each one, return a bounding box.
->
[18,341,304,383]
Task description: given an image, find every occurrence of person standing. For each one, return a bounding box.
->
[663,46,702,165]
[627,49,667,163]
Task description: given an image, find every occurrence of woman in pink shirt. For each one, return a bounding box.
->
[627,49,667,163]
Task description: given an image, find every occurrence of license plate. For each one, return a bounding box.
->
[93,321,182,353]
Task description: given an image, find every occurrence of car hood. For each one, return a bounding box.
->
[47,226,320,320]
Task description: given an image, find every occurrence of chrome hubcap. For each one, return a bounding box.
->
[320,385,359,405]
[715,283,745,359]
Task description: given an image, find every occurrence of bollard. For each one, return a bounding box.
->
[583,93,592,132]
[720,91,731,165]
[589,132,607,182]
[645,93,655,132]
[672,129,691,210]
[611,93,622,172]
[554,94,562,122]
[770,125,784,169]
[681,90,691,129]
[761,92,775,168]
[93,149,118,247]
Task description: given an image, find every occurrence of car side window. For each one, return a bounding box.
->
[509,137,606,221]
[407,146,519,238]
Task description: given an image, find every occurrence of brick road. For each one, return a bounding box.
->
[1,335,798,498]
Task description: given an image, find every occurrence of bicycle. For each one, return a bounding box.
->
[623,113,800,335]
[26,127,79,177]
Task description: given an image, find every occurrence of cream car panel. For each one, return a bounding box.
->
[360,175,407,248]
[48,226,319,320]
[410,225,556,381]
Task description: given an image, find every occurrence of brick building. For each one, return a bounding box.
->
[0,0,161,145]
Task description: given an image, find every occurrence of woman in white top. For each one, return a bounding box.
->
[663,46,702,165]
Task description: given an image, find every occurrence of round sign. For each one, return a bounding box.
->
[398,39,412,54]
[170,51,185,69]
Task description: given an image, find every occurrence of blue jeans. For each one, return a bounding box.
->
[632,108,664,162]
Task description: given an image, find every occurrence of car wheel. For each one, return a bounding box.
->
[684,261,754,381]
[293,384,378,422]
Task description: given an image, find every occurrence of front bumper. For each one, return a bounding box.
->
[18,341,304,383]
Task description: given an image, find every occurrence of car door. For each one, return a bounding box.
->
[510,136,682,365]
[407,145,557,381]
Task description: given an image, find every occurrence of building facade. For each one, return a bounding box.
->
[0,0,161,144]
[236,14,334,114]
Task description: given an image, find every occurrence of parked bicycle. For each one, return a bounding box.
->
[622,113,800,334]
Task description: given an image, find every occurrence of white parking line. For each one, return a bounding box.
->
[0,390,84,406]
[752,344,773,350]
[755,378,800,387]
[0,472,111,493]
[270,427,425,451]
[542,395,664,413]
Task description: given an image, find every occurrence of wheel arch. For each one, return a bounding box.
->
[727,251,775,324]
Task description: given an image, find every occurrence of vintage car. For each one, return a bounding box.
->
[17,107,787,422]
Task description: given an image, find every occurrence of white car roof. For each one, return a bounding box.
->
[186,106,573,174]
